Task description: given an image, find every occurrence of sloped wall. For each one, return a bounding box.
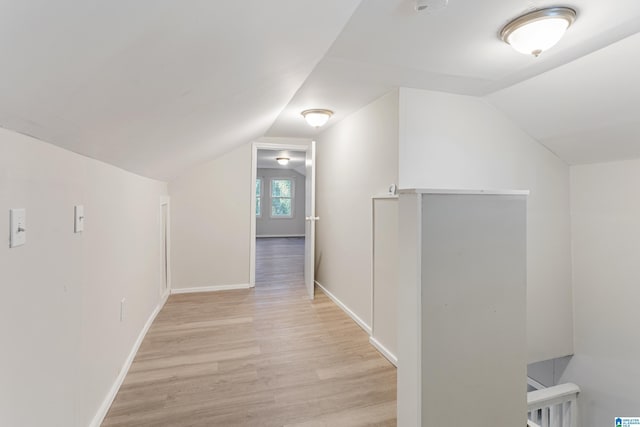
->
[0,127,167,427]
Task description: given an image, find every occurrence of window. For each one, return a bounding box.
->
[271,178,293,218]
[256,178,262,217]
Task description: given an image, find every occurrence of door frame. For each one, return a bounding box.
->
[250,140,314,287]
[160,195,171,298]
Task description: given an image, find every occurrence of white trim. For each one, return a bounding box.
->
[527,376,547,391]
[527,383,581,409]
[250,146,258,287]
[304,142,317,300]
[89,293,169,427]
[269,177,295,219]
[255,177,263,218]
[257,234,305,238]
[315,280,372,335]
[369,336,398,367]
[251,141,312,290]
[399,188,530,196]
[370,197,375,337]
[170,283,252,294]
[159,196,171,296]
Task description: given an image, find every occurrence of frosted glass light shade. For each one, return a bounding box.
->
[276,157,289,166]
[301,109,333,128]
[501,7,576,57]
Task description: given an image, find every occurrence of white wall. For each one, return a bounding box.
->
[0,127,167,427]
[256,168,305,236]
[371,197,399,362]
[419,193,527,427]
[315,90,399,330]
[398,88,573,363]
[560,159,640,426]
[169,143,252,290]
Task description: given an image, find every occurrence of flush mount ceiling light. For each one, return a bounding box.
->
[276,157,290,166]
[500,7,576,57]
[301,109,333,128]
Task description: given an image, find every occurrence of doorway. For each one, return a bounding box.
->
[250,141,316,299]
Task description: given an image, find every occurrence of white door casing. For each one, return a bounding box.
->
[304,141,317,300]
[250,140,315,299]
[160,196,171,297]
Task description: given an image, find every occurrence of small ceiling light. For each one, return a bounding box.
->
[500,7,576,57]
[276,157,290,166]
[301,109,333,128]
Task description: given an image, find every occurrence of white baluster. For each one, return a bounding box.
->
[570,397,578,427]
[534,408,542,426]
[527,383,581,427]
[550,403,561,426]
[542,406,550,427]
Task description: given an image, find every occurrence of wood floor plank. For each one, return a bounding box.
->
[102,237,396,426]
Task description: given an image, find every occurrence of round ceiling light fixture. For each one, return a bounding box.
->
[500,7,576,57]
[301,109,333,128]
[276,157,290,166]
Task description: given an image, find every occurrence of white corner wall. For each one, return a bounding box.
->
[169,143,253,290]
[398,87,573,363]
[0,127,168,427]
[315,89,399,330]
[560,159,640,426]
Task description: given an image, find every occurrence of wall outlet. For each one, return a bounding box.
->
[120,298,126,322]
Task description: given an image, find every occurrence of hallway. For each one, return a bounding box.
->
[102,237,397,426]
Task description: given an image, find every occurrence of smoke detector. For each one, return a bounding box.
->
[414,0,448,12]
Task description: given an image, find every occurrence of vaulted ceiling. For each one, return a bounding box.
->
[0,0,361,179]
[2,0,639,180]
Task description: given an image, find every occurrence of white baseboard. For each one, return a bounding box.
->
[256,234,305,238]
[89,292,169,427]
[369,336,398,367]
[315,280,372,335]
[171,283,252,294]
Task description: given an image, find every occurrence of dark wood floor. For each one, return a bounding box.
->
[102,237,397,426]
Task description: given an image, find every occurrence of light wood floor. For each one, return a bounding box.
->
[102,237,397,426]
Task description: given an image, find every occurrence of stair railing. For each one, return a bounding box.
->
[527,382,580,427]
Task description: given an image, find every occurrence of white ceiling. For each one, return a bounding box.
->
[2,0,640,178]
[487,31,640,165]
[257,149,306,176]
[0,0,360,180]
[268,0,640,140]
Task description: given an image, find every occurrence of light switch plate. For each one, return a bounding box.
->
[10,208,26,248]
[74,205,84,233]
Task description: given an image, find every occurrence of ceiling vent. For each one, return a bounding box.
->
[414,0,448,12]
